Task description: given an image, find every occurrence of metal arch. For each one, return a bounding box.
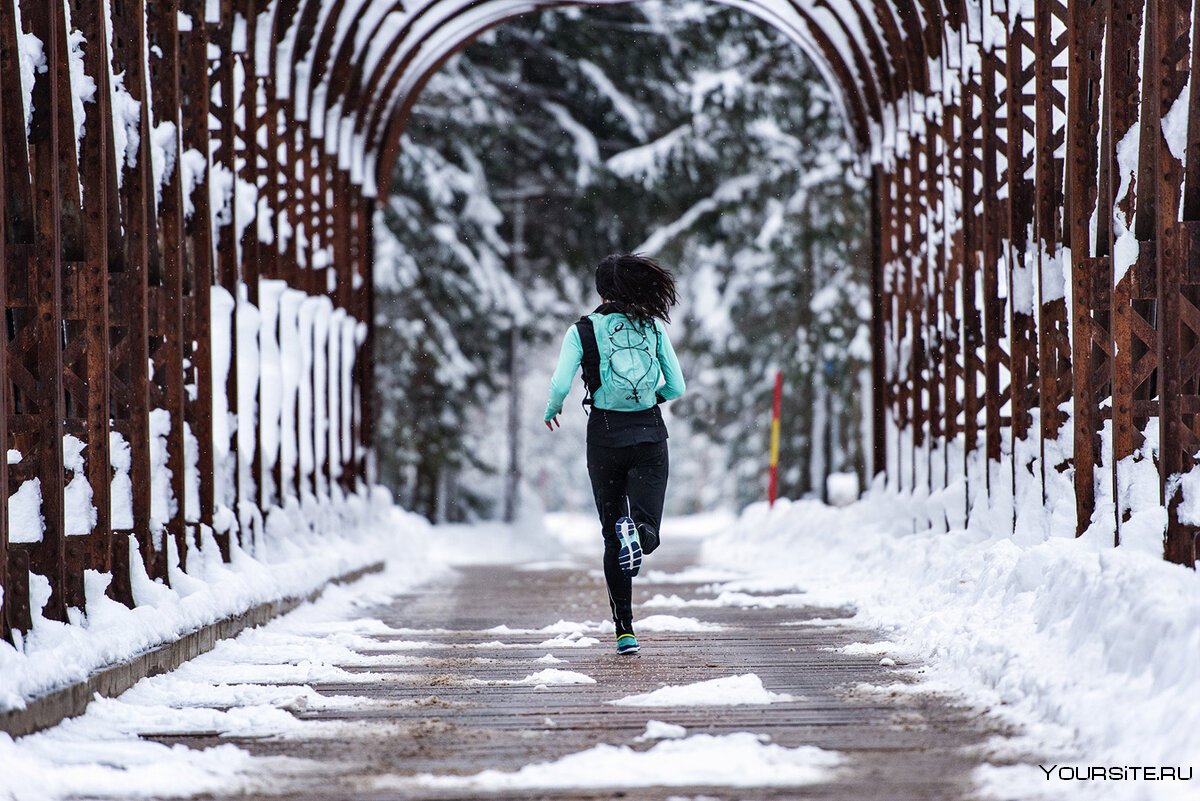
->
[282,0,898,181]
[361,0,901,191]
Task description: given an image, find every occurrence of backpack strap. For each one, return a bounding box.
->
[576,316,602,406]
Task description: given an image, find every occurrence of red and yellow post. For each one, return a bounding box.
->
[768,370,783,507]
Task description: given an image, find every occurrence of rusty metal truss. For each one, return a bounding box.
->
[0,0,1198,641]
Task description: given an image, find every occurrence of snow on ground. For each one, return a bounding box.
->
[643,590,810,608]
[5,491,1193,801]
[635,720,688,741]
[487,616,723,634]
[374,732,842,791]
[634,614,724,631]
[641,565,745,584]
[425,507,563,566]
[537,633,601,648]
[609,673,795,707]
[0,488,441,713]
[0,560,455,801]
[699,494,1200,801]
[512,668,596,686]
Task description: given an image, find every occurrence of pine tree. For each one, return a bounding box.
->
[373,1,870,518]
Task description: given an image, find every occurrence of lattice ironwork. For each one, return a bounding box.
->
[1,0,1199,645]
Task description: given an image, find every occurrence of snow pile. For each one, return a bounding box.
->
[634,720,687,741]
[538,633,600,648]
[634,615,723,632]
[513,668,596,686]
[381,732,842,791]
[0,488,439,713]
[609,674,794,707]
[701,495,1200,800]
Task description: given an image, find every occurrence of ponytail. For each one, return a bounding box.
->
[594,253,679,323]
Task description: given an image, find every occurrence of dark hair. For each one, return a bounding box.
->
[594,253,679,323]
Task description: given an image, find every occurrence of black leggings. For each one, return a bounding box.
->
[586,439,669,634]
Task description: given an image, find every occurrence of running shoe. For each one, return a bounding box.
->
[616,516,642,576]
[616,633,640,655]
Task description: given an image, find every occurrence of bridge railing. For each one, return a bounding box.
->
[0,0,374,641]
[3,0,1200,647]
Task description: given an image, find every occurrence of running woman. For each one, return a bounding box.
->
[544,253,686,655]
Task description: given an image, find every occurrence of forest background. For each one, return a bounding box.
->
[372,1,872,521]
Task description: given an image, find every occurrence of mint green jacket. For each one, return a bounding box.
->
[544,312,686,421]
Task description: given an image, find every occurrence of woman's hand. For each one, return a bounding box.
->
[545,415,561,430]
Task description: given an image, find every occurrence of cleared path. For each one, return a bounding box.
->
[133,539,1019,800]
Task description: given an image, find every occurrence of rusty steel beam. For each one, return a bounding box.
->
[108,0,159,582]
[1006,11,1039,457]
[1065,0,1110,537]
[208,2,241,552]
[179,0,218,547]
[0,0,33,636]
[1107,0,1154,546]
[924,120,944,492]
[20,0,70,621]
[960,35,984,488]
[148,0,192,573]
[1034,0,1073,493]
[873,166,892,482]
[0,7,8,637]
[939,44,963,472]
[980,46,1009,477]
[1153,0,1200,566]
[65,0,123,606]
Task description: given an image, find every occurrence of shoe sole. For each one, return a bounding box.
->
[617,645,640,655]
[616,517,642,576]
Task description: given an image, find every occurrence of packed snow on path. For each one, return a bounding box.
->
[374,732,842,792]
[643,590,810,608]
[609,673,795,707]
[700,494,1200,801]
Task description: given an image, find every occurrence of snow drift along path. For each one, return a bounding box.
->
[700,495,1200,801]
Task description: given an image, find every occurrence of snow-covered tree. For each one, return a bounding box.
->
[373,1,869,518]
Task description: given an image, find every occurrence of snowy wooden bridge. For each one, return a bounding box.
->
[13,539,1018,799]
[0,0,1199,777]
